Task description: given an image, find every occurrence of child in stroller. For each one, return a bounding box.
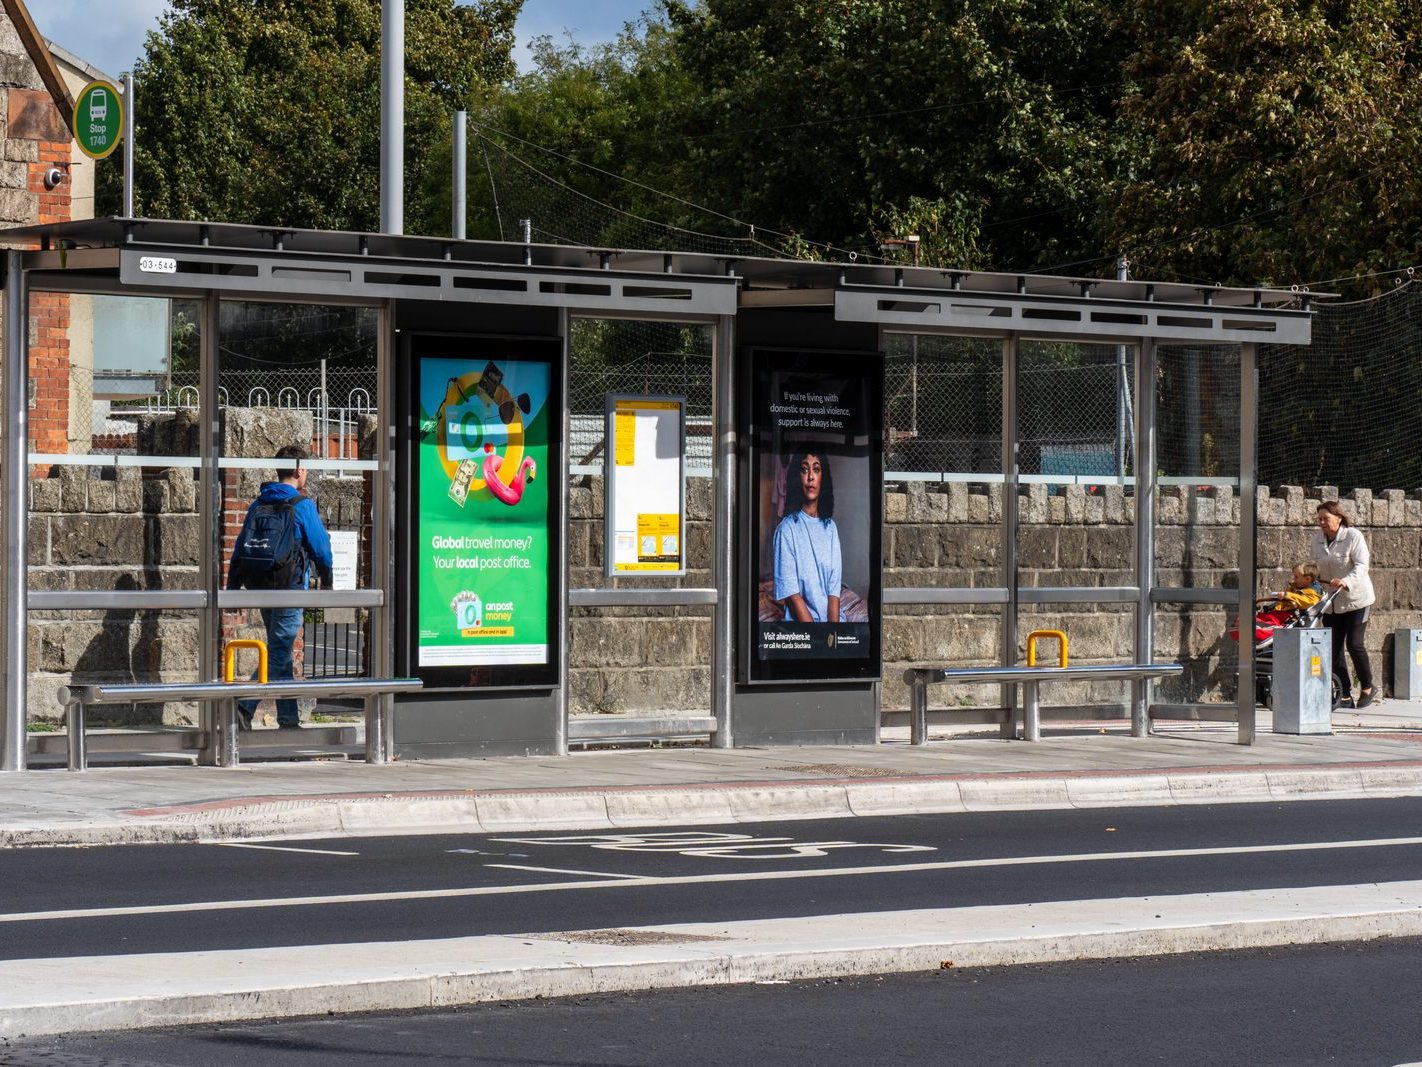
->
[1233,563,1344,708]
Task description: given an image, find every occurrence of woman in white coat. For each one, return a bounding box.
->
[1312,500,1377,708]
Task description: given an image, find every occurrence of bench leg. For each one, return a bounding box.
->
[910,679,928,745]
[213,696,239,768]
[65,700,86,772]
[1023,680,1041,742]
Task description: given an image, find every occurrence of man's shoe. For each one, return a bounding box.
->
[1357,688,1378,709]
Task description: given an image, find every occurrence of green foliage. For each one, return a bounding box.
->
[98,0,519,233]
[1106,0,1422,289]
[426,13,705,244]
[664,0,1131,269]
[93,0,1422,292]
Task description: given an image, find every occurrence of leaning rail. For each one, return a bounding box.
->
[57,677,422,771]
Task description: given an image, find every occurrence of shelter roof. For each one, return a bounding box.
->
[2,216,1332,310]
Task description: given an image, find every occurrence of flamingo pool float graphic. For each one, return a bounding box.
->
[482,442,536,505]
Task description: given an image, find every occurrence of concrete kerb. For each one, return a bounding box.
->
[9,764,1422,848]
[7,882,1422,1038]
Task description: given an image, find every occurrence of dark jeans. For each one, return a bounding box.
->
[237,606,304,728]
[1328,606,1373,694]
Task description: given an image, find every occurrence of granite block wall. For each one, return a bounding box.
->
[24,408,1422,723]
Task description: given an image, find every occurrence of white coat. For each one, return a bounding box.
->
[1311,525,1375,614]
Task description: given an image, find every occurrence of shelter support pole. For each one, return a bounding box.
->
[1132,339,1157,737]
[366,300,398,763]
[553,310,571,756]
[1,251,27,771]
[1237,342,1259,745]
[380,0,405,234]
[197,292,229,766]
[999,335,1019,739]
[711,311,736,748]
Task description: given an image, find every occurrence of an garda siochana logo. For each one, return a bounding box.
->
[452,591,482,634]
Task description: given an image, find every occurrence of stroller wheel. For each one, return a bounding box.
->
[1332,672,1349,710]
[1255,675,1271,708]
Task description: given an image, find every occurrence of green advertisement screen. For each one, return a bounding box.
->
[412,341,557,687]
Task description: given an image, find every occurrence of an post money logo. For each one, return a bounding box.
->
[452,591,482,635]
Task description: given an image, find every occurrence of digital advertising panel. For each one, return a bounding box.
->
[743,348,882,684]
[408,336,559,689]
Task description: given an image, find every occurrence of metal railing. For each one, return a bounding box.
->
[57,676,422,771]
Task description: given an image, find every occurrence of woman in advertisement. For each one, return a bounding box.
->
[772,450,843,622]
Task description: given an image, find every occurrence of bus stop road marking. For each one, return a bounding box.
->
[217,843,359,857]
[487,864,642,880]
[5,835,1422,925]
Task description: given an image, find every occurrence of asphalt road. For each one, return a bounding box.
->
[6,797,1422,961]
[7,937,1422,1066]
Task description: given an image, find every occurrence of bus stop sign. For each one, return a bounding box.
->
[72,80,123,160]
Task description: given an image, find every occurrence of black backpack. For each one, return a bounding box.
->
[230,494,308,590]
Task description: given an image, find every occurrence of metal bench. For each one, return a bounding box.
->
[56,677,423,771]
[903,663,1185,743]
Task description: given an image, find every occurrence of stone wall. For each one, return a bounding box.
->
[25,410,1422,722]
[25,409,375,724]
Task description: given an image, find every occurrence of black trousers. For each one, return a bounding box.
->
[1328,607,1373,693]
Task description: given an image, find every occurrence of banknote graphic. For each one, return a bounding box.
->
[448,457,478,506]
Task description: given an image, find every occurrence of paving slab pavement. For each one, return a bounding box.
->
[5,701,1422,846]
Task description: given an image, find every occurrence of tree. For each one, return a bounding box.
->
[423,14,714,248]
[663,0,1132,270]
[98,0,519,234]
[1104,0,1422,291]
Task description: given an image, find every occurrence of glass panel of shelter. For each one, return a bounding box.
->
[25,293,205,759]
[216,300,380,743]
[880,333,1005,728]
[565,317,714,733]
[1152,343,1244,711]
[1016,340,1137,723]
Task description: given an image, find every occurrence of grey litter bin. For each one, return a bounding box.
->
[1396,629,1422,700]
[1271,627,1332,735]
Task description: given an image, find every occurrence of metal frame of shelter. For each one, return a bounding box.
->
[0,218,1318,772]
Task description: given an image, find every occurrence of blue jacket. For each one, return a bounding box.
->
[230,482,334,589]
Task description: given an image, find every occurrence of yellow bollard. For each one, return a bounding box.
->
[1026,629,1068,668]
[224,639,268,684]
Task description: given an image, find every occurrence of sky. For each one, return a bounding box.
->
[29,0,651,81]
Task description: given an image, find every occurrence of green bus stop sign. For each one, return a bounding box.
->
[72,80,123,160]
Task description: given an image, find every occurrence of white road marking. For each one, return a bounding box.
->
[488,864,641,880]
[217,843,359,857]
[7,835,1422,924]
[492,831,937,859]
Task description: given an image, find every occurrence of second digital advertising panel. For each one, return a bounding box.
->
[742,348,883,684]
[406,335,560,690]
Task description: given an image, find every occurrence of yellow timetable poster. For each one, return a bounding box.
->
[607,396,685,575]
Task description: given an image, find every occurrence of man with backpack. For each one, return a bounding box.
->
[227,444,334,730]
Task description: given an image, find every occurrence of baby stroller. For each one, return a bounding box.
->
[1231,584,1344,708]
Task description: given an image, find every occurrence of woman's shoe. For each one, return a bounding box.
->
[1356,688,1378,709]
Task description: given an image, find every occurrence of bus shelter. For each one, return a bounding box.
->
[0,218,1318,771]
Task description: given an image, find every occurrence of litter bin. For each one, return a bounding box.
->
[1272,628,1332,735]
[1396,629,1422,700]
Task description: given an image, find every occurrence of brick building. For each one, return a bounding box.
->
[1,0,105,456]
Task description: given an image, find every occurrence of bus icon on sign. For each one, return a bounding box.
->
[88,88,108,121]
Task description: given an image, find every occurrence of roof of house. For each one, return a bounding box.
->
[46,38,115,87]
[2,0,75,127]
